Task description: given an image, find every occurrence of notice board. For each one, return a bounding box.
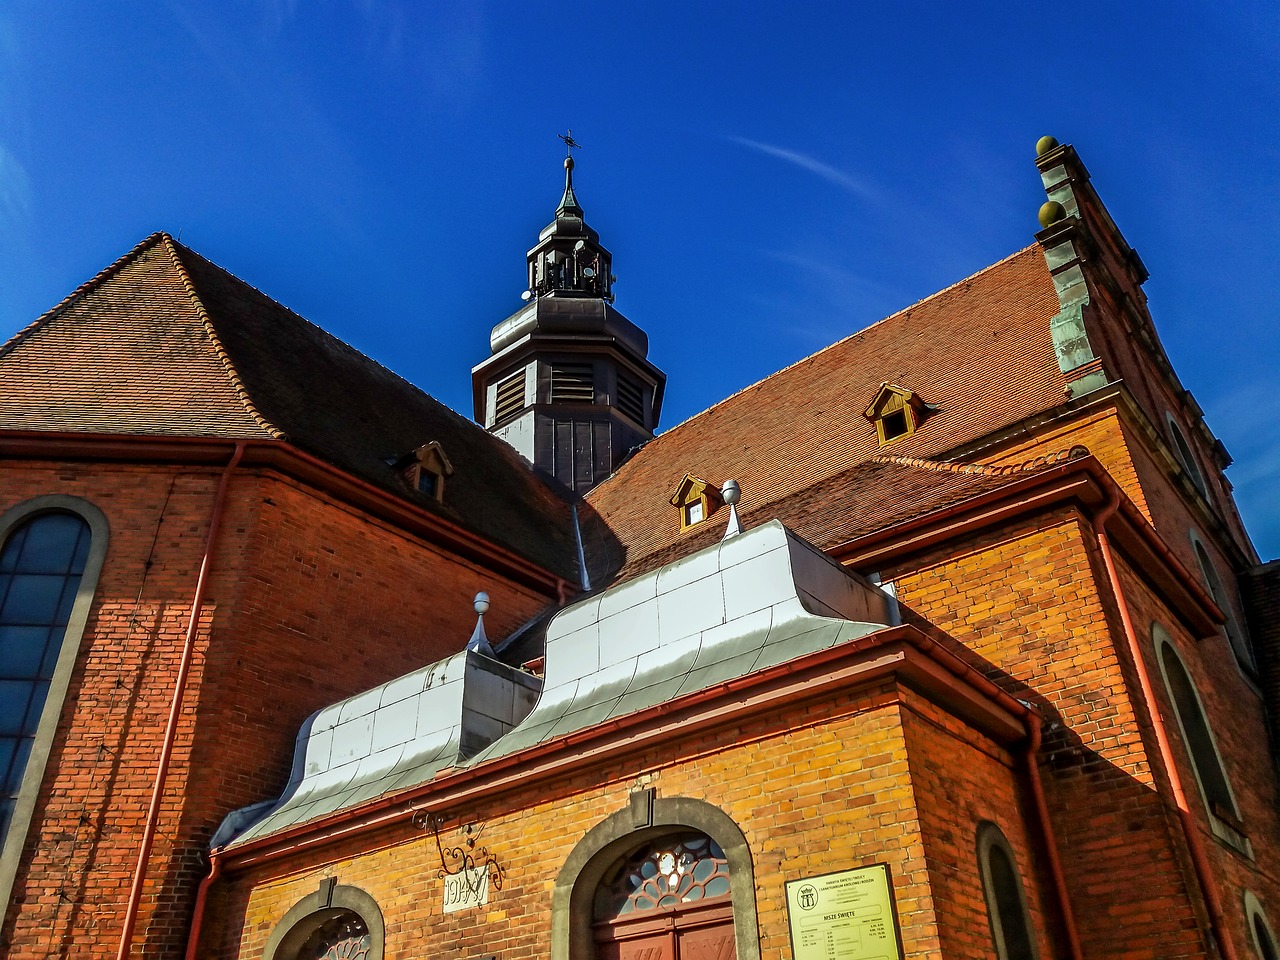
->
[784,863,903,960]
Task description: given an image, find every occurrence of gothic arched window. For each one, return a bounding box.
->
[977,823,1038,960]
[0,497,107,927]
[1154,626,1250,856]
[0,502,104,851]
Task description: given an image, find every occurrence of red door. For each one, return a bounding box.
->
[595,900,735,960]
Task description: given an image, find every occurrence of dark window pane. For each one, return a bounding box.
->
[0,575,67,625]
[1161,644,1235,815]
[1255,915,1278,960]
[0,798,14,841]
[0,739,15,786]
[9,515,87,574]
[53,576,83,627]
[0,682,34,734]
[0,626,50,679]
[0,529,28,573]
[989,844,1035,960]
[22,681,50,732]
[4,739,32,794]
[71,527,90,572]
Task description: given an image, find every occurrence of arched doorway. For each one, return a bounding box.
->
[592,832,735,960]
[553,795,759,960]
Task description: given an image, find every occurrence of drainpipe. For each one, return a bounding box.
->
[183,852,222,960]
[1091,487,1238,960]
[1021,712,1084,960]
[116,441,245,960]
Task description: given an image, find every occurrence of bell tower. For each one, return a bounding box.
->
[472,153,666,495]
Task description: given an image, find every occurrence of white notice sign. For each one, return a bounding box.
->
[442,866,490,914]
[785,864,903,960]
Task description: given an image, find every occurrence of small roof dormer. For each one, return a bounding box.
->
[394,441,454,502]
[864,383,930,446]
[669,474,724,531]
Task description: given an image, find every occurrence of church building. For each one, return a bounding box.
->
[1,138,1278,960]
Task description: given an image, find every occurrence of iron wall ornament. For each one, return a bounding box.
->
[412,810,505,901]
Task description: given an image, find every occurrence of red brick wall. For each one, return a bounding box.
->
[875,510,1215,956]
[899,691,1053,959]
[0,458,558,959]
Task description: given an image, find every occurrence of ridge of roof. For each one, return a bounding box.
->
[637,244,1042,449]
[871,444,1089,477]
[0,232,168,360]
[166,239,476,440]
[160,235,287,440]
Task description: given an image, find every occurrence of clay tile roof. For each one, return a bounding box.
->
[585,449,1081,584]
[0,233,577,580]
[583,246,1066,581]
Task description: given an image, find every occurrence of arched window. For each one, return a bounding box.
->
[554,795,759,960]
[977,823,1038,960]
[1154,626,1249,854]
[592,833,734,960]
[1245,892,1279,960]
[0,497,107,914]
[1189,531,1254,673]
[1166,413,1210,502]
[264,882,384,960]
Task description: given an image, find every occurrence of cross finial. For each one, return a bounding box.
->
[557,130,582,157]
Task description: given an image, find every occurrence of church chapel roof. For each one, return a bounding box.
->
[583,245,1067,581]
[0,233,577,579]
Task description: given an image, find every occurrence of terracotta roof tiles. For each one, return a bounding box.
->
[583,245,1067,581]
[0,233,578,581]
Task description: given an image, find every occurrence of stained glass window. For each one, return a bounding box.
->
[594,832,731,919]
[0,512,90,848]
[296,912,370,960]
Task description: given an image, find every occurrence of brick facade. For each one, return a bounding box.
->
[0,454,558,958]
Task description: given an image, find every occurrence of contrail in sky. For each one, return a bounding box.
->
[727,135,882,204]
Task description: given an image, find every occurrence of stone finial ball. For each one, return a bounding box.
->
[1038,200,1067,228]
[474,592,490,615]
[1036,136,1060,157]
[722,479,741,506]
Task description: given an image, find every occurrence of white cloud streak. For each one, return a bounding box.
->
[726,135,882,204]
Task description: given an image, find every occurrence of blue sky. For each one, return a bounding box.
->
[1,3,1277,557]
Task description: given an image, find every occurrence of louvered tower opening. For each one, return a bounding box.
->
[551,363,595,403]
[494,370,526,423]
[617,374,644,424]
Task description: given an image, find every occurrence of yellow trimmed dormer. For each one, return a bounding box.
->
[864,383,929,446]
[669,474,724,531]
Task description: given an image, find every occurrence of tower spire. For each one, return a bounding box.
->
[470,142,667,495]
[557,156,584,219]
[555,131,584,219]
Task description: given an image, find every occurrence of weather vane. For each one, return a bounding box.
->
[557,130,582,157]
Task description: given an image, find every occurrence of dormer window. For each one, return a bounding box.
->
[669,475,723,531]
[863,383,929,446]
[397,441,454,503]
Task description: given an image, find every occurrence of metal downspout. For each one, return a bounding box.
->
[116,441,245,960]
[1022,712,1084,960]
[1092,487,1238,960]
[183,852,222,960]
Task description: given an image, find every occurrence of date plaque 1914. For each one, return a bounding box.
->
[442,867,490,914]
